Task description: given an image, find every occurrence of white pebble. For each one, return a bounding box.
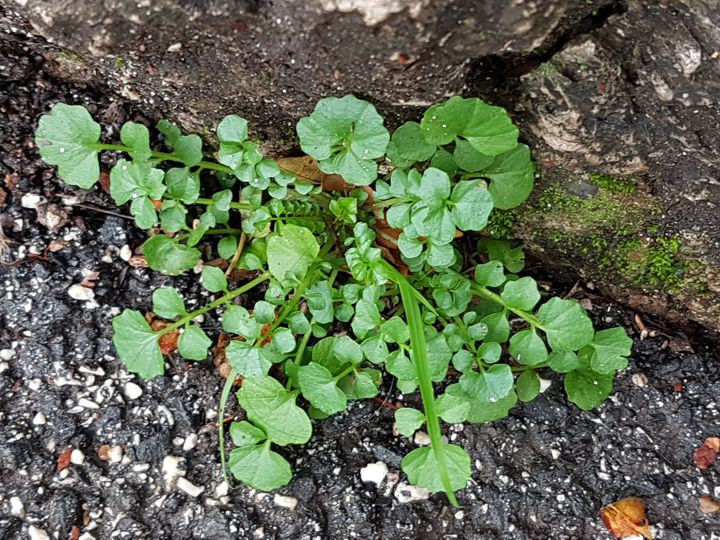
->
[0,348,15,360]
[454,510,465,520]
[360,461,388,487]
[632,373,648,387]
[177,477,204,497]
[394,482,431,503]
[124,382,142,400]
[215,481,229,498]
[162,455,185,490]
[28,526,50,540]
[119,244,133,261]
[167,42,183,52]
[9,496,24,518]
[273,494,298,511]
[183,433,198,451]
[21,193,44,209]
[32,412,47,425]
[108,445,123,463]
[539,377,552,393]
[413,431,431,446]
[550,448,561,460]
[68,284,95,301]
[78,398,100,409]
[70,449,85,465]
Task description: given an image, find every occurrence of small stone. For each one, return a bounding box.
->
[32,412,47,425]
[454,510,465,520]
[177,477,204,497]
[550,448,561,460]
[124,382,142,400]
[21,193,44,209]
[539,377,552,393]
[360,461,388,486]
[108,445,123,463]
[183,433,198,451]
[78,397,100,409]
[215,481,229,498]
[68,284,95,301]
[273,494,298,511]
[413,431,431,446]
[0,348,15,360]
[119,244,133,261]
[28,526,50,540]
[394,482,431,503]
[167,42,183,52]
[632,373,648,387]
[70,449,85,465]
[9,496,24,518]
[253,527,265,539]
[162,455,185,490]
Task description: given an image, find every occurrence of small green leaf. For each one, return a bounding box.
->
[446,383,517,423]
[333,336,363,365]
[112,309,164,379]
[515,370,541,402]
[253,300,275,324]
[217,115,248,169]
[35,103,101,188]
[386,350,416,381]
[201,266,228,293]
[120,121,152,162]
[159,200,187,233]
[152,288,186,319]
[266,224,320,287]
[453,139,493,172]
[477,342,502,363]
[222,305,260,340]
[452,349,474,372]
[178,324,211,361]
[435,393,470,423]
[478,238,525,273]
[481,311,510,343]
[142,235,201,275]
[460,365,514,402]
[483,144,535,210]
[467,322,488,341]
[296,95,389,185]
[229,443,292,492]
[548,351,580,373]
[351,299,382,339]
[338,370,380,400]
[380,316,409,344]
[386,122,436,165]
[226,340,271,377]
[394,407,425,437]
[130,196,158,229]
[298,362,347,415]
[501,277,540,311]
[306,280,334,324]
[218,235,238,259]
[474,261,506,288]
[230,421,266,447]
[538,297,594,352]
[509,329,548,366]
[420,96,518,155]
[110,159,165,205]
[450,180,494,231]
[157,119,203,167]
[329,197,358,224]
[564,368,614,411]
[401,444,471,493]
[237,376,312,446]
[165,167,200,204]
[589,328,633,374]
[360,335,388,364]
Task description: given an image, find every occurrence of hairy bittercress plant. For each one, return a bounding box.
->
[35,95,632,506]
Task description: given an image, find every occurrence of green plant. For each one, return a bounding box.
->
[35,96,632,505]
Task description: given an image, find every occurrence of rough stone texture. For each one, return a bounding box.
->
[4,0,720,329]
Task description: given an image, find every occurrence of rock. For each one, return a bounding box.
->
[119,244,132,261]
[632,373,649,387]
[182,433,198,451]
[70,449,85,465]
[177,477,204,498]
[9,496,24,518]
[413,431,431,446]
[162,455,185,490]
[359,461,388,487]
[21,193,44,209]
[108,445,123,463]
[67,284,95,301]
[394,482,431,503]
[32,412,46,425]
[28,526,50,540]
[273,494,298,511]
[123,382,142,400]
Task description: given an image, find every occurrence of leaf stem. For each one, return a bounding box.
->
[195,197,253,211]
[218,367,239,484]
[160,272,270,334]
[470,284,544,329]
[333,364,357,382]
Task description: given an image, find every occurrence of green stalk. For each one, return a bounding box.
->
[159,272,269,334]
[470,284,544,329]
[382,262,459,507]
[218,367,238,483]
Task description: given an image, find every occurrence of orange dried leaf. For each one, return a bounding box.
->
[699,496,720,514]
[704,437,720,452]
[276,156,348,190]
[694,445,717,470]
[56,446,72,472]
[150,318,179,355]
[97,444,111,461]
[601,497,653,539]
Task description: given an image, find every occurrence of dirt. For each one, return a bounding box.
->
[1,18,720,540]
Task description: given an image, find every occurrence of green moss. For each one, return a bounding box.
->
[55,50,86,65]
[486,209,517,238]
[115,57,127,68]
[589,174,637,195]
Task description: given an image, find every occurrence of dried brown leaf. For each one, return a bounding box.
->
[601,497,653,539]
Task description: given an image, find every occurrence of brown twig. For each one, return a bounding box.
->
[225,232,247,277]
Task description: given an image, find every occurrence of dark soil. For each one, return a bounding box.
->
[1,22,719,540]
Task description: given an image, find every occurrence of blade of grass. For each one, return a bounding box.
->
[382,261,459,506]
